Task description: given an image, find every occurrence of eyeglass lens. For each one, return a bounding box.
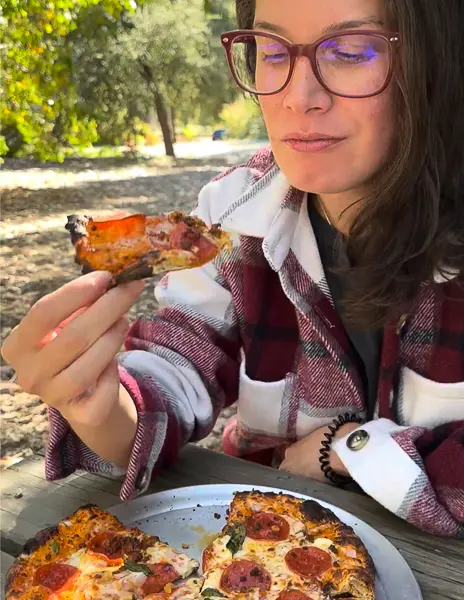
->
[230,33,391,97]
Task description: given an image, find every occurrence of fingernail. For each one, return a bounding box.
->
[87,270,112,282]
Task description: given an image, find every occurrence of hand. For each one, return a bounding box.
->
[1,271,144,427]
[279,423,360,483]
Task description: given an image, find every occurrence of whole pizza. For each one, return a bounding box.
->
[5,492,375,599]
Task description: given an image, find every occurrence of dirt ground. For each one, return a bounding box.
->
[0,150,255,468]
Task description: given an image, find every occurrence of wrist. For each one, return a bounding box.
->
[319,415,362,485]
[117,383,138,424]
[63,383,136,428]
[330,423,359,475]
[66,384,137,468]
[89,383,137,436]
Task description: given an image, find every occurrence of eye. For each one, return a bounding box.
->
[319,37,380,65]
[263,53,288,64]
[257,42,289,64]
[335,47,376,64]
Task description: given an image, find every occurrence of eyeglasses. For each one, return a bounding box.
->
[221,29,401,99]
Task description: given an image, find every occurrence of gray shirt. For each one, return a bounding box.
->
[308,198,382,419]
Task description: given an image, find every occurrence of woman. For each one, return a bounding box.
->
[2,0,464,537]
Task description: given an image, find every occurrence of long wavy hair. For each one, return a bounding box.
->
[236,0,464,329]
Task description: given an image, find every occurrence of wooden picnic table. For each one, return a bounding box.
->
[1,445,463,599]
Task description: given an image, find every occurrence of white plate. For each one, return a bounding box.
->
[111,484,422,600]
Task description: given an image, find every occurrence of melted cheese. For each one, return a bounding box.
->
[206,514,306,570]
[266,593,327,600]
[201,522,340,599]
[65,548,118,573]
[171,577,205,599]
[54,541,199,599]
[145,543,198,577]
[312,538,335,552]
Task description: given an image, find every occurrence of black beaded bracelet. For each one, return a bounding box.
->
[319,413,363,486]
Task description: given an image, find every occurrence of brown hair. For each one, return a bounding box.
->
[236,0,464,329]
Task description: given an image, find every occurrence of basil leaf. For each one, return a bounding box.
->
[226,523,246,555]
[202,589,226,598]
[115,561,152,576]
[51,540,59,554]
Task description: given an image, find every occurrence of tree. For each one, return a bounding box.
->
[69,3,150,146]
[0,0,239,160]
[195,0,237,126]
[113,0,212,157]
[0,0,136,160]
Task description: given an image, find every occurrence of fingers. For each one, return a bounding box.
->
[41,317,129,409]
[38,280,144,380]
[39,307,88,347]
[3,271,113,355]
[1,270,144,424]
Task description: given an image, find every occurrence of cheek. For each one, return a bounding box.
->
[258,90,396,194]
[258,96,281,133]
[358,93,396,159]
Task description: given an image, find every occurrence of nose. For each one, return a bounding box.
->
[283,56,333,115]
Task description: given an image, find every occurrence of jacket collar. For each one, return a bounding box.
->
[219,165,289,238]
[219,163,457,285]
[219,166,305,271]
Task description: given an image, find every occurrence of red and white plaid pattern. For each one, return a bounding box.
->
[46,147,464,538]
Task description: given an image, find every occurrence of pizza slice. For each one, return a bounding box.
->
[65,211,232,285]
[201,491,375,600]
[6,504,202,599]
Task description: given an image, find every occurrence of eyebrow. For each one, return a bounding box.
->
[253,18,385,38]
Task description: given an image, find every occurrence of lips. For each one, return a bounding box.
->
[282,132,345,143]
[282,134,346,153]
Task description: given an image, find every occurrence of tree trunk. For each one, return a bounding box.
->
[138,61,175,157]
[170,106,177,144]
[153,89,175,157]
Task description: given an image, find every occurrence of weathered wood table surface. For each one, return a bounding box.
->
[1,445,463,599]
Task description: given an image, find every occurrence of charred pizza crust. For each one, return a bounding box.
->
[6,505,119,598]
[202,491,376,600]
[65,211,231,285]
[5,504,202,599]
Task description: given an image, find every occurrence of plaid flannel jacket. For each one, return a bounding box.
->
[47,148,464,538]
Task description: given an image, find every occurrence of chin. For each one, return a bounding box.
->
[271,144,370,195]
[277,161,364,195]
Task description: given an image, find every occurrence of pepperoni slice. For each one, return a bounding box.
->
[285,547,332,579]
[220,560,272,593]
[169,221,201,251]
[87,531,144,562]
[246,512,290,541]
[33,563,80,592]
[88,532,125,560]
[193,235,219,262]
[141,563,180,594]
[278,592,312,600]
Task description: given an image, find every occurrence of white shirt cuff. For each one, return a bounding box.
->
[333,419,422,513]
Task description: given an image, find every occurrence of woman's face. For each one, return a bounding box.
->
[255,0,396,197]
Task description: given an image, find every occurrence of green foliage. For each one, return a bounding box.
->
[220,96,268,140]
[116,1,211,110]
[0,136,8,157]
[182,124,202,141]
[193,0,237,125]
[1,0,242,159]
[102,0,239,153]
[68,3,147,146]
[0,0,137,160]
